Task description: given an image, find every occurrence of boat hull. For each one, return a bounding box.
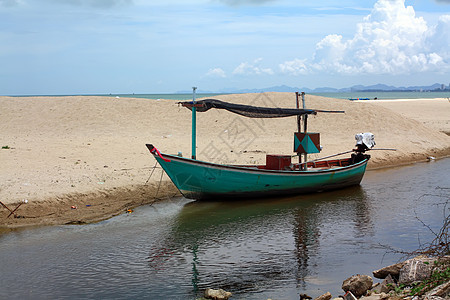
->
[151,151,369,200]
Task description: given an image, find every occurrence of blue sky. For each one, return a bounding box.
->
[1,0,449,94]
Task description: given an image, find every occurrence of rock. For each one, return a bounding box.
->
[359,295,384,300]
[379,274,396,293]
[424,297,445,300]
[372,262,405,279]
[398,257,435,285]
[432,256,450,273]
[359,293,390,300]
[204,288,232,300]
[342,275,374,297]
[424,280,450,299]
[314,292,332,300]
[370,282,380,291]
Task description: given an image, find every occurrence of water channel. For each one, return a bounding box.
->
[1,159,448,299]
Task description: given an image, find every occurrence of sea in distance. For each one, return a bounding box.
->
[114,91,450,101]
[11,91,450,100]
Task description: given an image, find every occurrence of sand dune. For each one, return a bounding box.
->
[1,93,449,227]
[358,98,450,135]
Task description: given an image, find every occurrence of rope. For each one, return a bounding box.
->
[145,161,159,185]
[155,168,164,199]
[143,160,169,202]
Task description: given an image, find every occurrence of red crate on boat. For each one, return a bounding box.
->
[266,155,292,170]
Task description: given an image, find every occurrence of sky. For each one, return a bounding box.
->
[0,0,449,95]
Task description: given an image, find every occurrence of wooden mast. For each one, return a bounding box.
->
[296,92,308,170]
[191,87,197,159]
[295,92,302,167]
[301,92,308,170]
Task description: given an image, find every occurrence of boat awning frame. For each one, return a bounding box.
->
[179,99,344,118]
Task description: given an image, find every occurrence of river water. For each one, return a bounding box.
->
[1,159,449,300]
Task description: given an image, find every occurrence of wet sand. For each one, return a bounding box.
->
[1,93,449,228]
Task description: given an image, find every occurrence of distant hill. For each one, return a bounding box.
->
[348,83,444,92]
[176,83,448,94]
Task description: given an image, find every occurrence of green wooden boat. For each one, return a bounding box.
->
[147,144,369,200]
[146,91,373,200]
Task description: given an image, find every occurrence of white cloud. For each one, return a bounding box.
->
[282,0,450,76]
[279,58,308,75]
[232,58,274,75]
[426,15,450,55]
[206,67,226,78]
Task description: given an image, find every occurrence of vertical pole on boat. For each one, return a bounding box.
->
[295,92,302,167]
[192,87,197,160]
[295,92,301,132]
[301,92,308,170]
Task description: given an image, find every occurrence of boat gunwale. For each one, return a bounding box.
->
[155,152,369,176]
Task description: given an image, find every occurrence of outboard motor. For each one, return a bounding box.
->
[354,132,375,152]
[352,132,375,163]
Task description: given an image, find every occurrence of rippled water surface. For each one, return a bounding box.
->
[1,159,448,299]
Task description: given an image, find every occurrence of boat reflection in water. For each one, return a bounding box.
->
[147,186,374,298]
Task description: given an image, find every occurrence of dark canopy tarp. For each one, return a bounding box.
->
[180,99,344,118]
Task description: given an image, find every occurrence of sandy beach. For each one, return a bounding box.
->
[1,93,449,228]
